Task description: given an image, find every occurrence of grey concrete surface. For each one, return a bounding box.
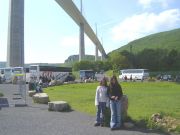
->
[7,0,24,67]
[0,84,169,135]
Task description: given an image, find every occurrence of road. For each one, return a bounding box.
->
[0,84,169,135]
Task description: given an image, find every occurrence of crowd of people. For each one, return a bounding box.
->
[94,75,123,130]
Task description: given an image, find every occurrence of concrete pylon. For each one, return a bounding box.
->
[95,23,98,61]
[95,46,98,61]
[101,53,105,61]
[7,0,24,67]
[79,22,85,61]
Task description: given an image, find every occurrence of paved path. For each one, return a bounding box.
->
[0,84,169,135]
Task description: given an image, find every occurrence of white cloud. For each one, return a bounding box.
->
[111,9,180,43]
[138,0,172,9]
[138,0,152,8]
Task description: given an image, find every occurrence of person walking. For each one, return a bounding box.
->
[108,75,123,130]
[94,77,109,127]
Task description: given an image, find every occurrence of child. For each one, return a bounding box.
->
[94,77,109,127]
[108,75,123,130]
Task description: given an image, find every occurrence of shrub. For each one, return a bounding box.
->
[0,93,4,97]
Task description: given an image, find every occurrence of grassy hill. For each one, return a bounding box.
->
[113,28,180,54]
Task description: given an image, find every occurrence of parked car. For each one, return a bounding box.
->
[156,74,162,80]
[175,75,180,82]
[162,74,172,81]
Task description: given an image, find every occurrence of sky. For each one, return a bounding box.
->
[0,0,180,63]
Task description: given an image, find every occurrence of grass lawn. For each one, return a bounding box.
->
[122,82,180,120]
[45,83,97,115]
[44,81,180,121]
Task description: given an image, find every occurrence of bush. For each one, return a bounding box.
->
[0,93,4,97]
[148,77,156,82]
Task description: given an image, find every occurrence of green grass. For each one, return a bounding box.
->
[122,82,180,120]
[44,82,180,120]
[45,83,96,114]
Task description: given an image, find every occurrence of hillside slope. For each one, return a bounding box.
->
[114,28,180,54]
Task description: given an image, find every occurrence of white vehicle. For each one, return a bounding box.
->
[13,67,25,74]
[0,68,5,82]
[3,67,14,83]
[95,71,105,81]
[119,69,149,80]
[13,66,26,78]
[0,68,5,76]
[29,65,72,83]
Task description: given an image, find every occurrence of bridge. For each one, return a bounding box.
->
[7,0,107,67]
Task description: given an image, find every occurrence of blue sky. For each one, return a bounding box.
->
[0,0,180,63]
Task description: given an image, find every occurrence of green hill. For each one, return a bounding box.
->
[113,28,180,54]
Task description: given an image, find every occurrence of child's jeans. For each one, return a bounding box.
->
[96,102,106,124]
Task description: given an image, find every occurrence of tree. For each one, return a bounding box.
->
[73,61,93,71]
[109,51,129,72]
[164,49,178,70]
[73,60,111,72]
[120,50,135,68]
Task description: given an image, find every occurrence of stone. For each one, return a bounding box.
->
[28,91,36,97]
[48,101,70,112]
[151,113,162,122]
[32,93,49,104]
[121,95,128,121]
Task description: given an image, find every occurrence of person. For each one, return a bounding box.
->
[29,77,35,91]
[94,77,109,127]
[130,74,132,81]
[124,75,127,81]
[36,78,43,93]
[108,75,123,130]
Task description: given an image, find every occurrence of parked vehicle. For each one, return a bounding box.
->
[119,69,149,80]
[79,70,95,81]
[161,74,172,81]
[95,70,105,81]
[3,67,13,83]
[175,75,180,82]
[29,65,72,83]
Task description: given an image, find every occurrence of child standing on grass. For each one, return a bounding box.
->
[94,77,109,127]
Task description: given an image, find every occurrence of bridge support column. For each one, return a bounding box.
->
[95,46,98,61]
[101,53,105,61]
[7,0,24,67]
[79,22,85,61]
